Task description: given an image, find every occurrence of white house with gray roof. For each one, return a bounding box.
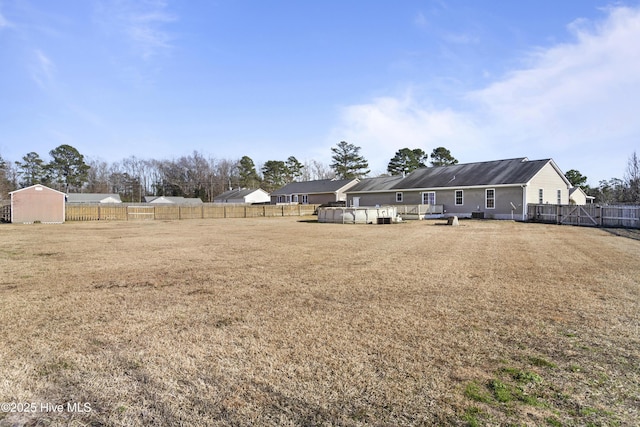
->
[144,196,203,205]
[345,158,572,220]
[213,188,270,204]
[270,178,358,205]
[66,193,122,204]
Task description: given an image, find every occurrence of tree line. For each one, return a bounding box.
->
[0,142,638,204]
[0,142,458,202]
[564,151,640,204]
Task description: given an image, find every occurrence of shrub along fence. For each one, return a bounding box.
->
[527,204,640,229]
[65,204,320,222]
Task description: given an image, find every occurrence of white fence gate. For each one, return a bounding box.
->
[528,204,640,228]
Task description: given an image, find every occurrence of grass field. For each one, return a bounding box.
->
[0,217,638,426]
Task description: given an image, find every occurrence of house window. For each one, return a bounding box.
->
[422,192,436,205]
[557,190,562,205]
[485,189,495,209]
[301,195,308,204]
[292,195,299,203]
[277,195,286,203]
[455,190,463,206]
[396,192,403,203]
[538,189,544,204]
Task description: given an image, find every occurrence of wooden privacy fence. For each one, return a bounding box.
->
[65,203,320,221]
[528,204,640,228]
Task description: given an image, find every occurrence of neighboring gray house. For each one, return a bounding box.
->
[345,158,572,220]
[144,196,203,205]
[270,178,359,205]
[66,193,122,204]
[213,188,270,204]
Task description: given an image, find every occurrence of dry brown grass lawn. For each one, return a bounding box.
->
[0,217,638,426]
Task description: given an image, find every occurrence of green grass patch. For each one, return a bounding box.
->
[529,356,557,368]
[488,379,513,403]
[500,367,543,384]
[464,365,547,412]
[545,416,562,426]
[464,381,492,403]
[463,407,484,427]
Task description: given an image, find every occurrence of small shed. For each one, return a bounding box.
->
[9,184,66,224]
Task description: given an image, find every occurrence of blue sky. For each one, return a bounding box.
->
[1,0,639,185]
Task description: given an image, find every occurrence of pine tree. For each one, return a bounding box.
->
[387,148,428,176]
[430,147,458,167]
[285,156,304,182]
[47,145,90,192]
[261,160,288,192]
[15,152,46,187]
[237,156,261,189]
[330,141,369,179]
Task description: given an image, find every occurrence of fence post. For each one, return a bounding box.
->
[599,205,602,227]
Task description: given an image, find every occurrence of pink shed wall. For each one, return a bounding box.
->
[10,185,65,223]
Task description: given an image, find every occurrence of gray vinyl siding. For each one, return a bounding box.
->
[348,193,398,206]
[348,186,526,219]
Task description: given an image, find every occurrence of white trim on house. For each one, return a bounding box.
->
[455,190,463,206]
[422,191,436,205]
[9,184,66,196]
[392,182,535,192]
[522,185,528,221]
[485,188,495,209]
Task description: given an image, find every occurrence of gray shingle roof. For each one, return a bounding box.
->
[271,179,357,195]
[215,188,261,200]
[66,193,122,203]
[390,158,552,190]
[347,175,405,193]
[145,196,203,204]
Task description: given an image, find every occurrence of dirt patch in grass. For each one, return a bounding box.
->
[1,218,639,426]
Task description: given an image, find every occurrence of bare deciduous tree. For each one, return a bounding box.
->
[624,151,640,203]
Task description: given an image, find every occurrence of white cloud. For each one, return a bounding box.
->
[30,49,56,90]
[331,5,640,183]
[0,11,10,29]
[329,93,480,175]
[96,0,177,60]
[413,12,428,30]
